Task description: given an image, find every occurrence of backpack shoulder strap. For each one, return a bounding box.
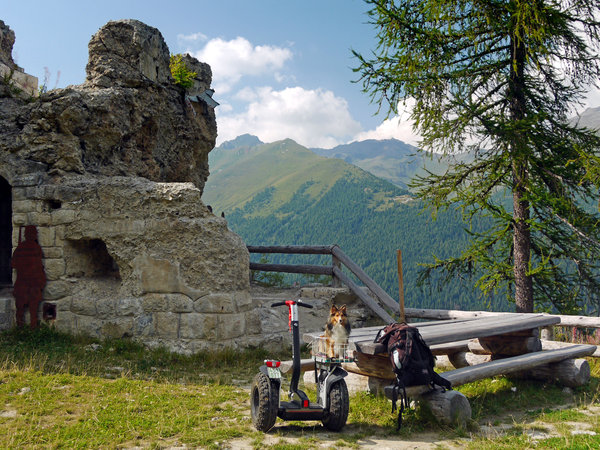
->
[374,322,403,345]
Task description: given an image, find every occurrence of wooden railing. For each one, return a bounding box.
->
[247,244,399,323]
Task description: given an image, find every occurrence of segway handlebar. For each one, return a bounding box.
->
[271,300,313,309]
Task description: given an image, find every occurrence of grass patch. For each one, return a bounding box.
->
[0,325,280,385]
[0,326,599,448]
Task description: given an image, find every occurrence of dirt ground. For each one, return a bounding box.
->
[222,403,600,449]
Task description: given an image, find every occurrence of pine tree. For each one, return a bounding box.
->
[354,0,600,313]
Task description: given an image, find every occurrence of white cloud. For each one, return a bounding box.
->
[233,86,259,102]
[177,32,207,44]
[191,37,293,93]
[352,116,421,146]
[352,100,421,146]
[216,86,362,148]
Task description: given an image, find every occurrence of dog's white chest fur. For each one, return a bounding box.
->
[330,322,349,357]
[330,322,349,342]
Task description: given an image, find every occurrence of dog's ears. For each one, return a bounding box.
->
[330,304,347,314]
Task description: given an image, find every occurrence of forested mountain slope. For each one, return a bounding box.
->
[204,137,509,311]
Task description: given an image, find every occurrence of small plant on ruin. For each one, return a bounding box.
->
[38,67,61,95]
[169,54,197,90]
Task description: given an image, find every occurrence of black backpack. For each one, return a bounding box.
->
[375,322,452,430]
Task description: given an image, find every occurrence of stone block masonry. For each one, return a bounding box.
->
[3,174,264,353]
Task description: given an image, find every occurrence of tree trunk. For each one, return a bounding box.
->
[510,28,534,313]
[513,177,533,312]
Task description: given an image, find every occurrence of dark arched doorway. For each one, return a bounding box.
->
[0,177,12,285]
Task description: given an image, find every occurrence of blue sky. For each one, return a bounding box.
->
[3,1,600,148]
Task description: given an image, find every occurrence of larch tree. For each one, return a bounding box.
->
[354,0,600,314]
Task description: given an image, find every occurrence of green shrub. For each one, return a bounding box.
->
[169,54,197,90]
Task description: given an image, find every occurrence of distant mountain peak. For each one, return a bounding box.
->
[573,107,600,130]
[218,134,263,150]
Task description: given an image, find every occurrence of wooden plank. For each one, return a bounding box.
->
[405,308,521,321]
[303,325,385,344]
[340,320,477,343]
[430,340,471,355]
[555,315,600,328]
[344,352,395,380]
[444,345,596,386]
[331,246,399,312]
[280,358,315,375]
[249,262,333,276]
[247,245,334,255]
[511,358,591,387]
[469,336,542,356]
[417,314,530,339]
[348,315,527,354]
[307,315,558,354]
[405,307,600,330]
[392,345,597,398]
[541,339,600,358]
[420,314,560,346]
[397,249,405,322]
[413,318,478,328]
[350,314,560,354]
[332,266,394,324]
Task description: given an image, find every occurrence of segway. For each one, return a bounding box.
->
[250,299,352,432]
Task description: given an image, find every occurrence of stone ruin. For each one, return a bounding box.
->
[0,19,259,352]
[0,19,378,353]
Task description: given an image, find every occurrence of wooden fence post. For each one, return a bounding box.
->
[332,253,342,288]
[397,250,405,323]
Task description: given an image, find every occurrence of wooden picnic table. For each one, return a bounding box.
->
[301,313,596,425]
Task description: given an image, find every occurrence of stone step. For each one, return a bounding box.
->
[0,293,14,330]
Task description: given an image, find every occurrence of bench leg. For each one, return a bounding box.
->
[419,389,471,427]
[510,358,590,388]
[448,351,491,368]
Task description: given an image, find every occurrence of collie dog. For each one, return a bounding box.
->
[322,304,351,358]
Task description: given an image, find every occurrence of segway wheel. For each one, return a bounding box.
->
[321,379,349,431]
[250,372,279,432]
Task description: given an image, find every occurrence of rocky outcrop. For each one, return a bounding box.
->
[7,174,252,352]
[0,19,16,69]
[1,19,215,191]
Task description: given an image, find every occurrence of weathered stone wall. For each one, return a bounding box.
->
[1,173,254,352]
[0,19,267,352]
